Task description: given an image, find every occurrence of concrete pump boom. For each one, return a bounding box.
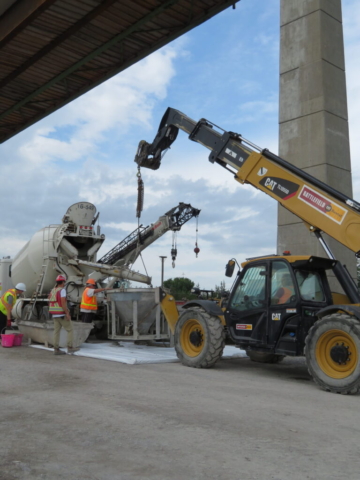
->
[98,202,200,268]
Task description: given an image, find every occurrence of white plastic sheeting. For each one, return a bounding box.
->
[30,342,248,365]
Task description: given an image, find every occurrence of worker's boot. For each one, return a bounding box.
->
[54,348,66,355]
[67,346,80,354]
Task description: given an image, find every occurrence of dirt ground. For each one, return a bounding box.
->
[0,343,359,480]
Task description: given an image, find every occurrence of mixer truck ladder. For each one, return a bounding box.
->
[25,262,49,320]
[24,223,54,320]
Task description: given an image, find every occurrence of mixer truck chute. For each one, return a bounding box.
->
[134,107,360,394]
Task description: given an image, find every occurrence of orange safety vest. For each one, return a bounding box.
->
[49,287,66,315]
[80,287,97,311]
[0,289,17,315]
[278,287,293,304]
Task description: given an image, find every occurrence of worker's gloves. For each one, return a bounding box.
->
[6,319,11,327]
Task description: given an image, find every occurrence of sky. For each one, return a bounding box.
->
[1,0,360,291]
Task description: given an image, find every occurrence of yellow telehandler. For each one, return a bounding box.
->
[135,108,360,394]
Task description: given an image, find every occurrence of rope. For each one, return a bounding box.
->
[195,215,199,244]
[139,252,152,287]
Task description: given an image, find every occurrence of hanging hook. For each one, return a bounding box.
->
[194,216,200,257]
[171,231,177,268]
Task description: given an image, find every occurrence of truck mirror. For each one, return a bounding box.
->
[225,260,236,277]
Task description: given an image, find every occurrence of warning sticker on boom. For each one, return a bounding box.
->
[221,142,249,169]
[298,185,347,225]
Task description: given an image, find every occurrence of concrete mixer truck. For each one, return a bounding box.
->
[0,201,200,346]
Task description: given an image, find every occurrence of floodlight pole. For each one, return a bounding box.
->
[159,256,167,288]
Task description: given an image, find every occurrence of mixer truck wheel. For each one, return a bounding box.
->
[39,306,50,322]
[246,351,285,364]
[305,314,360,394]
[174,307,225,368]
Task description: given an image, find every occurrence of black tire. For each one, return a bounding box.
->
[305,314,360,394]
[246,351,285,364]
[174,307,225,368]
[39,306,50,322]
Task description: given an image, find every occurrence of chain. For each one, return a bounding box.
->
[136,167,144,219]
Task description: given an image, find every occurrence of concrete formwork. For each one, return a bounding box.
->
[278,0,356,287]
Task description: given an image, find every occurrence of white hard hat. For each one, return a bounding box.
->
[15,283,26,292]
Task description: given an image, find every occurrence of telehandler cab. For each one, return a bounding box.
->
[135,108,360,394]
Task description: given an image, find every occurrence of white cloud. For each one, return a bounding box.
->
[0,233,28,258]
[17,46,178,166]
[103,222,140,231]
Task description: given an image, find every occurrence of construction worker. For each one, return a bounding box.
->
[275,274,296,305]
[80,278,110,324]
[0,283,26,336]
[49,275,78,355]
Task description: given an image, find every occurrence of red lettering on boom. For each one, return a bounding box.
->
[299,186,330,213]
[152,222,162,230]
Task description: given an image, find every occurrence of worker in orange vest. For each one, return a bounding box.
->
[0,282,26,336]
[80,278,110,324]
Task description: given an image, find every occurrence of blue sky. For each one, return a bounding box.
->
[1,0,359,290]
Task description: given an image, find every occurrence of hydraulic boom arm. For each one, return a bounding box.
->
[135,108,360,256]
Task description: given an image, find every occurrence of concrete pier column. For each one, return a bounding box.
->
[278,0,356,286]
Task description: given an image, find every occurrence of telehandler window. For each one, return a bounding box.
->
[271,261,296,305]
[295,270,325,302]
[229,265,266,311]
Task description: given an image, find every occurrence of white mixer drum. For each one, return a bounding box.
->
[11,226,59,295]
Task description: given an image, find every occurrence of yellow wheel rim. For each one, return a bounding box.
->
[315,329,358,379]
[180,318,205,357]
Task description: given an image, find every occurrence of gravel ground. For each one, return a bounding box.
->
[0,344,359,480]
